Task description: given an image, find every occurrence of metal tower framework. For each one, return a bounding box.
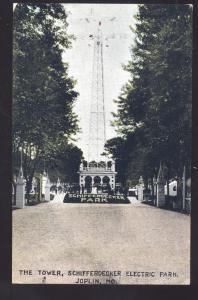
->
[78,20,118,190]
[88,23,106,162]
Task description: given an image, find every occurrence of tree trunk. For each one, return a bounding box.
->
[25,178,31,204]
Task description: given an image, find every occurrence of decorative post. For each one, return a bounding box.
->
[42,170,47,195]
[16,151,25,208]
[45,175,51,202]
[153,175,157,205]
[91,176,94,193]
[182,166,186,211]
[137,176,144,202]
[157,163,166,207]
[39,174,42,202]
[80,175,84,190]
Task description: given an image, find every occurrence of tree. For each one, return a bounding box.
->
[106,4,192,186]
[46,141,83,184]
[13,4,80,199]
[104,137,128,184]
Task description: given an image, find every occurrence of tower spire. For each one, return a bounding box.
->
[88,22,106,162]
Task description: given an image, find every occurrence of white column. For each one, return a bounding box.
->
[153,176,157,206]
[42,173,47,195]
[111,175,115,189]
[137,176,144,202]
[16,166,25,209]
[79,174,84,187]
[113,174,115,189]
[80,176,85,193]
[157,163,166,207]
[45,176,51,202]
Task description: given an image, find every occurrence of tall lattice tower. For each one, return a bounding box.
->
[88,22,106,162]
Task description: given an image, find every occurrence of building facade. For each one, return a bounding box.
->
[78,160,117,190]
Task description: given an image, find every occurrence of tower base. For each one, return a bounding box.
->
[78,160,117,192]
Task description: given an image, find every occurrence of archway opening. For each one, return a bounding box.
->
[102,176,111,193]
[94,176,101,187]
[85,176,92,189]
[103,176,110,184]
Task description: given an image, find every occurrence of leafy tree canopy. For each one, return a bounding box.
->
[106,4,192,186]
[13,4,82,197]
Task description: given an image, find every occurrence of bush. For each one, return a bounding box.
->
[50,194,55,201]
[25,193,39,205]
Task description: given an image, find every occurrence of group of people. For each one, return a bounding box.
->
[79,184,129,196]
[51,183,129,197]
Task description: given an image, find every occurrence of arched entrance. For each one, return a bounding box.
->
[85,176,92,188]
[102,176,110,193]
[103,176,110,184]
[85,176,92,193]
[94,176,101,186]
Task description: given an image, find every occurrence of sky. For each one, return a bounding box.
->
[63,4,138,158]
[13,3,138,158]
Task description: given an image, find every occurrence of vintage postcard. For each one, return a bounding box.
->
[12,3,191,284]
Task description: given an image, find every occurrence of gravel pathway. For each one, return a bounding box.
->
[12,197,190,284]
